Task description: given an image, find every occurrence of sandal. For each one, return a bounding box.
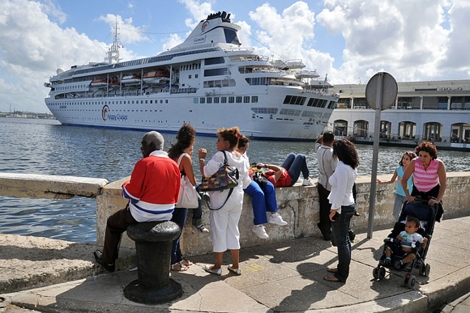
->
[227,265,242,275]
[181,259,193,267]
[171,262,188,271]
[204,265,222,276]
[327,267,338,273]
[324,275,342,282]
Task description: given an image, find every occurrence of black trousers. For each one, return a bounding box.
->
[102,205,137,264]
[317,183,332,238]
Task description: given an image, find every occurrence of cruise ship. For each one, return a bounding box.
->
[44,11,338,141]
[327,80,470,151]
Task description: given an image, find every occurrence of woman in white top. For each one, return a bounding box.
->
[198,127,250,275]
[324,139,359,283]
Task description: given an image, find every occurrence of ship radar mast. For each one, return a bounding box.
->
[105,22,121,64]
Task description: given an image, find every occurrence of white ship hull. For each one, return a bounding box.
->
[45,11,338,141]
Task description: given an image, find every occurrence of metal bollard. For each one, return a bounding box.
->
[124,220,182,304]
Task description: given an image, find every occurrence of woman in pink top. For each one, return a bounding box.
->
[401,141,446,206]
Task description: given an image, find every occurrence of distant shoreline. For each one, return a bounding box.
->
[0,112,55,119]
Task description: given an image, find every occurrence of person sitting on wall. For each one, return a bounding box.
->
[257,154,313,187]
[93,131,181,272]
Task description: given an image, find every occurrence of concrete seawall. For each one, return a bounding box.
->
[95,172,470,257]
[2,172,470,258]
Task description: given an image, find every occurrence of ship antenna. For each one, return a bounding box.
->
[106,21,121,64]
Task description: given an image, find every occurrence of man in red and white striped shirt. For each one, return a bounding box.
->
[94,131,180,272]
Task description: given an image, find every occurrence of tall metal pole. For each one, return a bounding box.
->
[367,74,383,239]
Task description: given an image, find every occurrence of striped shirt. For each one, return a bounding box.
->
[413,158,442,192]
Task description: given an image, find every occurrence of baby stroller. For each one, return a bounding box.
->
[372,197,443,289]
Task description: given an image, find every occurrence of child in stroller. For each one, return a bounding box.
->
[382,216,428,270]
[374,197,440,288]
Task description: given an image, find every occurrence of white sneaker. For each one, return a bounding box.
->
[252,225,269,239]
[302,178,313,186]
[269,213,288,226]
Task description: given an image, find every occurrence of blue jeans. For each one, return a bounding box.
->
[244,180,278,225]
[331,204,356,282]
[191,199,203,220]
[170,208,188,264]
[281,153,310,186]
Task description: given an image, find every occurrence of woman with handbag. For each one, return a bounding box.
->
[168,123,207,271]
[198,127,250,275]
[236,135,288,239]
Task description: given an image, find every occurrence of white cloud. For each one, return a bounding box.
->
[178,0,213,29]
[249,2,315,61]
[98,14,150,45]
[317,0,464,83]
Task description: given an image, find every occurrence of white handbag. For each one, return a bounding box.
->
[175,153,200,209]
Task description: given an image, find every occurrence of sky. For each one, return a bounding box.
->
[0,0,469,113]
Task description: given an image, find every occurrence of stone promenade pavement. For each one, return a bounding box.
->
[2,215,470,313]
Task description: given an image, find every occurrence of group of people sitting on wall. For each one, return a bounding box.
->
[93,126,446,285]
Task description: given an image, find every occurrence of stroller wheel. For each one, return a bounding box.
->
[379,267,386,280]
[421,264,431,277]
[407,275,417,289]
[373,267,379,279]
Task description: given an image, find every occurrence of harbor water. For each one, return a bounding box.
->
[0,117,469,242]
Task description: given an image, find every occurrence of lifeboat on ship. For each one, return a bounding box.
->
[108,77,120,88]
[91,78,108,87]
[121,74,142,86]
[143,70,170,85]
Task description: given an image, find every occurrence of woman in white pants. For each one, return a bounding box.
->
[198,126,249,275]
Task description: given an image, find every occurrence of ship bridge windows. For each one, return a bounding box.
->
[204,68,231,77]
[223,28,241,45]
[283,95,306,106]
[229,96,234,103]
[251,108,278,114]
[205,57,225,65]
[252,96,258,103]
[279,109,301,116]
[306,98,327,108]
[236,96,242,103]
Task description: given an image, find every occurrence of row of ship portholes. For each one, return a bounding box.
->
[50,95,260,107]
[50,99,169,105]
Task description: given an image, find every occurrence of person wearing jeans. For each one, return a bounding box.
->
[236,135,288,239]
[258,153,313,187]
[330,204,356,281]
[244,176,288,239]
[324,139,358,283]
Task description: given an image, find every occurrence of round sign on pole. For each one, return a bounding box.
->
[365,72,398,110]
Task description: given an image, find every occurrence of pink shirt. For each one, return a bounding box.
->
[413,158,441,192]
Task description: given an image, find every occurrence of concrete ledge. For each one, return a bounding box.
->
[0,234,135,293]
[0,173,108,199]
[94,172,470,258]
